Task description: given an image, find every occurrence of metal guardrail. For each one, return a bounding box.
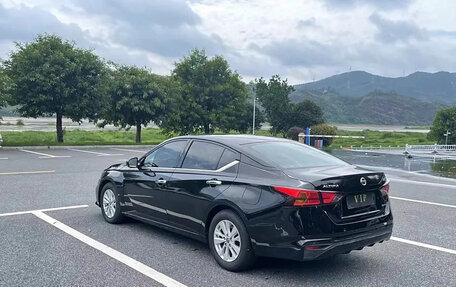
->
[405,144,456,153]
[349,144,456,154]
[349,146,403,150]
[297,133,365,145]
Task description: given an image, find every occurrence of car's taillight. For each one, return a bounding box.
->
[380,182,390,196]
[321,192,339,204]
[273,187,320,206]
[274,186,339,206]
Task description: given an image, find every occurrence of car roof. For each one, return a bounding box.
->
[159,135,302,169]
[172,134,288,147]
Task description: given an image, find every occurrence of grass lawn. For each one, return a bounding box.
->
[0,127,434,148]
[332,130,435,148]
[0,129,169,146]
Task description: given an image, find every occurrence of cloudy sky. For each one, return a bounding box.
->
[1,0,455,84]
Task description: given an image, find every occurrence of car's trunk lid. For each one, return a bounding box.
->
[283,164,385,192]
[283,165,388,224]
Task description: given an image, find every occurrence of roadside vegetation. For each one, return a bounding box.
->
[0,127,432,148]
[0,129,168,146]
[1,35,269,144]
[332,130,434,148]
[428,106,456,144]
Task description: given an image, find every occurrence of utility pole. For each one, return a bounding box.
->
[444,130,451,145]
[252,96,256,135]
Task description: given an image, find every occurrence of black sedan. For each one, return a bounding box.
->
[96,135,393,271]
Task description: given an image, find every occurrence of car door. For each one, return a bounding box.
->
[123,140,189,224]
[166,140,240,235]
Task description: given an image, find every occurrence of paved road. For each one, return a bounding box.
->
[0,147,455,286]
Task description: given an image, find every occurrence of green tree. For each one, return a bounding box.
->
[428,106,456,144]
[100,66,172,143]
[0,66,12,108]
[255,75,294,136]
[286,126,305,141]
[4,34,106,142]
[163,49,248,135]
[218,102,264,134]
[290,100,325,128]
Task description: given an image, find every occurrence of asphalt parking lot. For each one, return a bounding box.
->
[1,147,455,286]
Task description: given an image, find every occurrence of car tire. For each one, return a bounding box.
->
[208,210,256,271]
[101,183,124,224]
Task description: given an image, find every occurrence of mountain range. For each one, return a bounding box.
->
[292,71,456,125]
[2,71,455,125]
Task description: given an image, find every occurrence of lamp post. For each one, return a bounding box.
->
[252,96,256,135]
[444,130,451,145]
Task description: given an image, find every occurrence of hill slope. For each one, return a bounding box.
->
[290,90,447,125]
[295,71,456,104]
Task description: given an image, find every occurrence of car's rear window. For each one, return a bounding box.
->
[245,141,347,169]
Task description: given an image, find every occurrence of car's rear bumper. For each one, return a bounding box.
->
[251,223,393,261]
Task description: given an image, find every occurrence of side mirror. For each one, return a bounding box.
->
[127,157,138,168]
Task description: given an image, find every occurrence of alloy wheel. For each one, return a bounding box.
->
[102,189,116,218]
[213,219,241,262]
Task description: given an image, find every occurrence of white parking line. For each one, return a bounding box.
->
[0,157,8,160]
[111,148,148,153]
[0,170,55,176]
[21,149,71,158]
[391,237,456,255]
[390,178,456,189]
[33,211,187,287]
[0,204,88,217]
[390,196,456,209]
[67,148,123,156]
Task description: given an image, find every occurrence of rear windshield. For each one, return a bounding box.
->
[245,141,347,169]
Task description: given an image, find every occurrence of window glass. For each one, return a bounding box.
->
[182,141,224,170]
[143,140,187,168]
[217,149,239,169]
[245,141,347,169]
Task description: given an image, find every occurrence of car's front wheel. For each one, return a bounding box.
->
[208,210,256,271]
[101,183,124,223]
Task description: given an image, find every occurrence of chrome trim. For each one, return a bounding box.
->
[340,209,380,220]
[156,179,167,185]
[206,179,222,185]
[146,160,240,173]
[215,160,240,172]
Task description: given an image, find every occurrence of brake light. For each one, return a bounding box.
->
[274,187,320,206]
[380,182,390,196]
[321,192,338,204]
[274,186,339,206]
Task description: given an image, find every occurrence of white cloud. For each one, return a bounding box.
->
[0,0,455,84]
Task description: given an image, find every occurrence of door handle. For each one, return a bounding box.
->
[156,178,167,185]
[206,179,222,186]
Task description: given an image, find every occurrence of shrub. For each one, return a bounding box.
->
[310,124,337,146]
[16,119,24,126]
[381,132,394,139]
[287,126,305,141]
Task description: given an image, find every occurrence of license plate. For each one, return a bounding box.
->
[346,192,375,209]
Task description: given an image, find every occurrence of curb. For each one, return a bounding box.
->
[357,164,456,185]
[0,145,157,150]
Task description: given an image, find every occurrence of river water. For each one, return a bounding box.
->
[331,150,456,179]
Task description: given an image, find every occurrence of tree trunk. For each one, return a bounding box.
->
[271,127,277,137]
[136,123,142,143]
[204,123,210,134]
[56,112,64,143]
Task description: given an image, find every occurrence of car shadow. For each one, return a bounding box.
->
[123,216,375,273]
